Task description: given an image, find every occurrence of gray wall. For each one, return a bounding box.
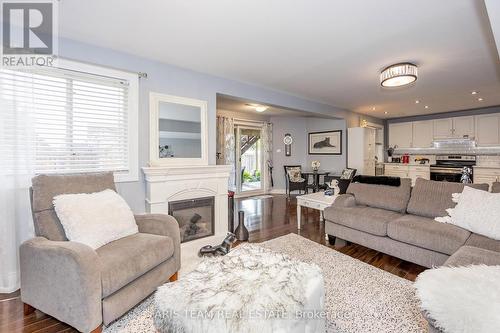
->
[386,105,500,124]
[272,117,346,190]
[59,38,373,212]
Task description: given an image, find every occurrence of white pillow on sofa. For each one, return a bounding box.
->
[435,186,500,240]
[415,265,500,333]
[53,189,138,249]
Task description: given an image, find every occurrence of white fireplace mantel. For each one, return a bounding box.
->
[142,164,232,270]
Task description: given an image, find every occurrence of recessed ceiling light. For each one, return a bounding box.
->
[424,105,429,109]
[380,63,418,88]
[255,106,268,112]
[384,111,388,114]
[471,91,478,95]
[478,97,483,101]
[372,107,376,111]
[415,100,420,104]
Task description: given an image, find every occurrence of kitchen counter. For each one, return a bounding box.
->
[473,165,500,169]
[384,163,431,167]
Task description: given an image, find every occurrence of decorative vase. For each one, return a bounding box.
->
[311,160,320,171]
[234,210,249,241]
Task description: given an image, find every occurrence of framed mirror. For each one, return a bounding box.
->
[149,92,208,166]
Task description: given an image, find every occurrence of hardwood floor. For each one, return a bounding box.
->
[0,194,426,333]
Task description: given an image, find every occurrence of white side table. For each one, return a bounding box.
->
[297,192,337,238]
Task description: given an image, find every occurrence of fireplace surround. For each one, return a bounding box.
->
[142,165,232,265]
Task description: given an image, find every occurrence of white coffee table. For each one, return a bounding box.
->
[297,191,337,234]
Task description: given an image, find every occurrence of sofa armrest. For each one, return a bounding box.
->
[332,194,356,208]
[20,237,101,333]
[135,214,181,270]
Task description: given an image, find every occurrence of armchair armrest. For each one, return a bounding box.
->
[332,194,356,208]
[135,214,181,270]
[20,237,102,333]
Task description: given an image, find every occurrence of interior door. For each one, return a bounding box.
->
[235,125,265,196]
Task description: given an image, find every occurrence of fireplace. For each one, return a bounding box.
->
[168,196,215,243]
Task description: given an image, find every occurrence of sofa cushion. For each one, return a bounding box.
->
[387,215,470,255]
[98,233,174,297]
[31,172,116,241]
[346,178,412,213]
[465,233,500,253]
[445,246,500,267]
[492,182,500,193]
[406,179,489,218]
[323,206,402,236]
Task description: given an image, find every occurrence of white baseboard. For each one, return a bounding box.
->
[269,189,286,194]
[0,271,20,294]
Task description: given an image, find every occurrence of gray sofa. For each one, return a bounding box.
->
[20,172,181,333]
[324,178,500,268]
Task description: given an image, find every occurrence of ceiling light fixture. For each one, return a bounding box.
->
[471,91,478,95]
[415,100,420,104]
[255,106,268,112]
[478,98,483,101]
[424,105,429,109]
[380,62,418,88]
[384,111,388,114]
[372,107,376,111]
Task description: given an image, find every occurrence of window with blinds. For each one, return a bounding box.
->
[0,60,139,181]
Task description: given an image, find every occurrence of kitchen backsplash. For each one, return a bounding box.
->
[476,155,500,167]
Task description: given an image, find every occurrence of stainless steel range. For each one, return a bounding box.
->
[430,155,476,182]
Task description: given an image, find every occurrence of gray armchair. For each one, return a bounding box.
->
[20,172,181,333]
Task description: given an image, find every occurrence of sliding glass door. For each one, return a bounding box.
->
[235,125,264,195]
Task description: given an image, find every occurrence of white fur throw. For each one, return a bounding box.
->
[53,189,138,249]
[435,186,500,240]
[154,244,325,333]
[415,265,500,333]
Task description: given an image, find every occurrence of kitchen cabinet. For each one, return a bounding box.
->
[388,122,413,148]
[384,164,430,186]
[475,113,500,146]
[433,118,453,139]
[433,116,474,139]
[412,120,434,148]
[453,116,474,138]
[348,127,376,176]
[473,167,500,190]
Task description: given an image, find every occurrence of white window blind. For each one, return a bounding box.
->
[0,61,139,181]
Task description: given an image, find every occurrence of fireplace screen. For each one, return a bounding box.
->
[168,196,215,243]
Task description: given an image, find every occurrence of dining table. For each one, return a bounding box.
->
[301,170,330,193]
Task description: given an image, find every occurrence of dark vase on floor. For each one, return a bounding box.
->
[234,210,249,241]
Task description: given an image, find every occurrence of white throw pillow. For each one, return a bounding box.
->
[435,186,500,240]
[53,189,138,249]
[415,265,500,333]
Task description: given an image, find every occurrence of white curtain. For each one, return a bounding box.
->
[216,116,236,190]
[0,73,36,293]
[262,123,273,192]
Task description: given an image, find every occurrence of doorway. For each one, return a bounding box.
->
[235,125,265,196]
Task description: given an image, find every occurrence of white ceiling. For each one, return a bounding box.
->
[217,95,338,118]
[59,0,500,119]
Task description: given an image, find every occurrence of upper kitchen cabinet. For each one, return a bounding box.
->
[433,118,453,139]
[453,116,474,138]
[433,116,474,139]
[412,120,434,147]
[389,122,413,148]
[475,113,500,146]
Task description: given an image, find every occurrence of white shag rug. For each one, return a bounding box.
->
[104,234,427,333]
